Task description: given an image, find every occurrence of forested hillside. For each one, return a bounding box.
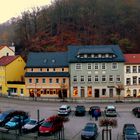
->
[0,0,140,58]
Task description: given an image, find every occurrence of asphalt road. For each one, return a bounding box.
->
[0,97,140,140]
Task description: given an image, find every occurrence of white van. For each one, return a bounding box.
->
[104,105,117,117]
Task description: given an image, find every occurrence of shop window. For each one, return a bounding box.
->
[102,89,106,95]
[88,86,92,97]
[73,87,78,96]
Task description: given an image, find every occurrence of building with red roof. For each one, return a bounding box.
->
[124,54,140,97]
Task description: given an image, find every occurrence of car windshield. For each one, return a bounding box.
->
[59,108,66,111]
[0,113,7,120]
[10,117,19,122]
[107,109,116,111]
[42,122,53,127]
[125,129,137,135]
[28,120,37,125]
[84,126,95,132]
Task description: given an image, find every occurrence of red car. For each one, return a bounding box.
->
[38,115,63,135]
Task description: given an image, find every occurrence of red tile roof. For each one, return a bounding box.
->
[0,56,19,66]
[124,54,140,64]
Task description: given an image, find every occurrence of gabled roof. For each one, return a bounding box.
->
[0,56,19,66]
[26,52,68,68]
[68,45,125,63]
[0,45,14,52]
[124,54,140,64]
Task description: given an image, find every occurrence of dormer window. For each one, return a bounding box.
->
[102,54,105,58]
[84,54,87,58]
[105,54,109,58]
[52,59,55,63]
[98,54,101,58]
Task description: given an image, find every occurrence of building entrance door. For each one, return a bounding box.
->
[94,89,99,98]
[81,87,85,98]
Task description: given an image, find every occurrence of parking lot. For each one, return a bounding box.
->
[0,97,140,140]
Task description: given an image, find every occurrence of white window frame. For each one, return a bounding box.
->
[126,78,131,85]
[109,75,114,82]
[88,75,92,82]
[73,76,77,82]
[101,63,106,70]
[132,66,137,73]
[102,75,106,82]
[94,63,99,70]
[116,75,121,82]
[81,76,85,82]
[111,63,118,70]
[94,75,99,82]
[87,63,92,70]
[75,63,82,70]
[126,66,131,73]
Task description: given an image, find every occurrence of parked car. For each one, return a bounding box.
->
[22,119,44,133]
[81,122,98,140]
[132,107,140,118]
[75,105,86,116]
[89,106,101,117]
[58,105,71,116]
[0,110,28,127]
[5,115,30,129]
[104,105,117,117]
[38,115,63,136]
[123,123,140,140]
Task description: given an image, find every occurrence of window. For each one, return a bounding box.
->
[109,75,114,82]
[42,78,46,83]
[94,75,99,82]
[132,66,137,73]
[116,75,121,82]
[88,75,92,82]
[29,78,32,83]
[49,78,52,83]
[31,68,33,72]
[101,63,106,70]
[94,63,99,70]
[56,78,59,83]
[81,76,85,82]
[39,68,42,72]
[138,78,140,84]
[47,68,49,72]
[62,68,64,71]
[133,76,137,85]
[87,63,92,70]
[35,78,39,83]
[20,89,23,94]
[75,63,82,70]
[112,63,118,70]
[126,78,131,85]
[138,66,140,73]
[102,75,106,82]
[102,89,106,95]
[6,53,9,56]
[126,66,131,73]
[62,78,66,83]
[73,76,77,82]
[53,68,55,71]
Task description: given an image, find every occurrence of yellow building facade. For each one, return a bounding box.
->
[0,55,26,96]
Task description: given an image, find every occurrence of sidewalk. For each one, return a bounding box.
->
[1,94,140,104]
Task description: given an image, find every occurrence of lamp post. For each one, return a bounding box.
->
[34,81,37,101]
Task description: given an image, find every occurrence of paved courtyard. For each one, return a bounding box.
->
[0,97,140,140]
